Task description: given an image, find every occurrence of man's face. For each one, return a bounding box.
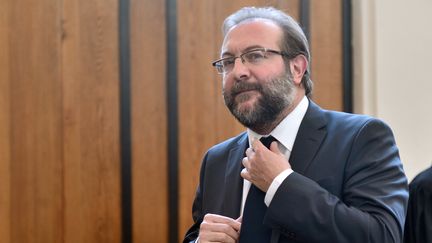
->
[221,20,296,130]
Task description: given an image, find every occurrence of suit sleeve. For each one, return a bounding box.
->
[264,119,409,243]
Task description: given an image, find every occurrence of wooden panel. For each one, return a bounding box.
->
[0,0,11,242]
[8,0,64,242]
[274,0,300,20]
[177,0,301,239]
[1,0,122,242]
[130,0,168,242]
[62,0,122,242]
[310,0,343,110]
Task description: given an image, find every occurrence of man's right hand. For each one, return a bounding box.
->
[198,213,241,243]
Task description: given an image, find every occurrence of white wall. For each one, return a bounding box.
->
[353,0,432,181]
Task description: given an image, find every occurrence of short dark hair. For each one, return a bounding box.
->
[222,7,313,97]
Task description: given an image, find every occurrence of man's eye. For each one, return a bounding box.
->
[222,58,235,66]
[245,51,265,62]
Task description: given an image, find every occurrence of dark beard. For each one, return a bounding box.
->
[223,73,295,131]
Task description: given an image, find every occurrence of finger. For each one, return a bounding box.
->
[200,231,236,243]
[200,222,239,241]
[246,148,254,157]
[242,157,250,169]
[204,213,241,230]
[236,216,242,223]
[269,141,282,154]
[230,219,241,232]
[201,215,241,242]
[236,216,242,233]
[204,213,234,224]
[252,138,265,152]
[240,167,251,181]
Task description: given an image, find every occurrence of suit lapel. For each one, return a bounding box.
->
[290,101,327,174]
[222,133,248,219]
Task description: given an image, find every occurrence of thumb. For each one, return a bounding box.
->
[269,141,283,155]
[252,138,265,152]
[236,216,242,223]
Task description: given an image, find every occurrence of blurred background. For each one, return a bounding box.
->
[0,0,431,242]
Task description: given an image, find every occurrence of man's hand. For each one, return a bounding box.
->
[198,214,241,243]
[241,139,291,191]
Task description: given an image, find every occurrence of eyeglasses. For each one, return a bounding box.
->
[211,48,288,74]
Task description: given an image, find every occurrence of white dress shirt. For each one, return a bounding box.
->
[241,96,309,215]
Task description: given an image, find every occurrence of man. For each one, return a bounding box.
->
[183,6,408,243]
[404,166,432,243]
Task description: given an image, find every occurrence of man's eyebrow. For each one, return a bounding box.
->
[221,45,265,57]
[221,51,234,58]
[243,45,265,52]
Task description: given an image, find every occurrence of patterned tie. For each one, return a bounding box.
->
[239,136,277,243]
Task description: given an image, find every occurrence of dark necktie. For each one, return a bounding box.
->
[239,136,277,243]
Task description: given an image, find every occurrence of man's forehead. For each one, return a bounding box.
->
[221,19,282,54]
[224,18,278,34]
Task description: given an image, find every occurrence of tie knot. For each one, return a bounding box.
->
[259,136,277,149]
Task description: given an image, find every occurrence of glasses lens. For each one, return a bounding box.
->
[243,50,266,64]
[215,63,224,73]
[214,58,235,74]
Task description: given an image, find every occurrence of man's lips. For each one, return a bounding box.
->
[233,89,259,96]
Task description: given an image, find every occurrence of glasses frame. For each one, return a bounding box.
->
[211,48,290,74]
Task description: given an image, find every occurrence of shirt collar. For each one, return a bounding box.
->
[247,96,309,151]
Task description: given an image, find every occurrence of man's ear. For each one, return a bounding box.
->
[289,54,308,85]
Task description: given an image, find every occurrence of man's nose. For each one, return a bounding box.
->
[231,57,250,79]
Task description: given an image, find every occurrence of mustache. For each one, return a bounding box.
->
[230,82,262,96]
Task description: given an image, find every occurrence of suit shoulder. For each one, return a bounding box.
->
[410,167,432,192]
[324,109,372,123]
[322,109,390,131]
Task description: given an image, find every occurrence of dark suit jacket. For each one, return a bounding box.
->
[183,101,408,243]
[404,166,432,243]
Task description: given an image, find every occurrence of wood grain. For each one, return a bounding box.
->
[8,0,64,242]
[62,0,121,242]
[310,0,343,110]
[0,0,11,242]
[130,0,168,242]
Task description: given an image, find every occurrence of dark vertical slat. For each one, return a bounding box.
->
[119,0,132,242]
[299,0,310,42]
[342,0,353,112]
[166,0,179,242]
[299,0,311,90]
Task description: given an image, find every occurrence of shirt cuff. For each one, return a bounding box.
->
[264,169,293,206]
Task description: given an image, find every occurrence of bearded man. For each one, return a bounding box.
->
[183,6,408,243]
